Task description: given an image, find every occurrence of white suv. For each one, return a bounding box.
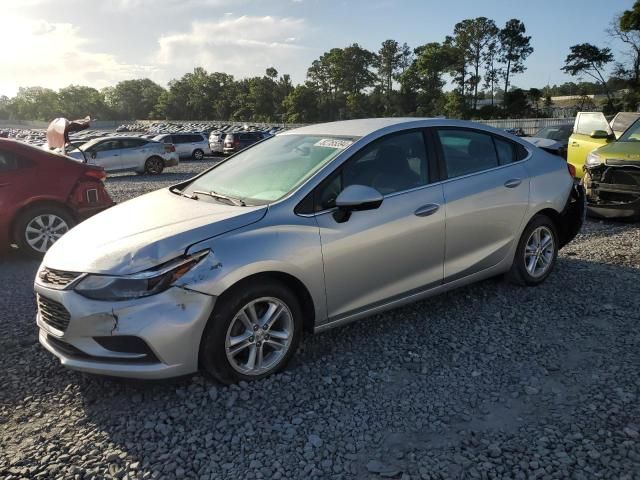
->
[153,133,212,160]
[208,132,226,155]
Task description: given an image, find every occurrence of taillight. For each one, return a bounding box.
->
[567,163,576,178]
[84,168,107,182]
[164,144,176,153]
[234,139,241,147]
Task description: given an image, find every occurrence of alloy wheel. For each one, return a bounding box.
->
[146,158,162,174]
[25,214,70,253]
[225,297,294,376]
[524,226,555,278]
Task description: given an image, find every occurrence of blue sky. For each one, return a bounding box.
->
[1,0,635,96]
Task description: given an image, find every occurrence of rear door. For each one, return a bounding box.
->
[435,127,530,282]
[171,135,187,157]
[567,113,612,178]
[119,138,149,170]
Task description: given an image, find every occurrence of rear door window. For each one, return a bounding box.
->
[437,129,499,178]
[173,135,189,144]
[121,138,147,149]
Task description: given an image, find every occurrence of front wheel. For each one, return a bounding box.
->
[192,149,204,160]
[199,281,302,384]
[144,156,164,175]
[507,215,558,286]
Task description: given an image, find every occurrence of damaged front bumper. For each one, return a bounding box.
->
[584,163,640,218]
[34,282,215,379]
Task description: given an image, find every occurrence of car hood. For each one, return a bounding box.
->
[596,141,640,161]
[523,137,565,149]
[43,188,267,275]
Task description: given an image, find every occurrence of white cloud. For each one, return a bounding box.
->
[155,15,307,81]
[0,15,154,96]
[110,0,246,10]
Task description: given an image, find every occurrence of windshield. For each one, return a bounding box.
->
[184,134,356,204]
[618,119,640,142]
[535,125,572,141]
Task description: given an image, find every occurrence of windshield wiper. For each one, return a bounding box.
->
[193,190,246,206]
[171,187,198,200]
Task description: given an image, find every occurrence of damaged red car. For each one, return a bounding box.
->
[0,138,114,257]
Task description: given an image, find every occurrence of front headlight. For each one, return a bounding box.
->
[75,250,209,301]
[586,151,603,167]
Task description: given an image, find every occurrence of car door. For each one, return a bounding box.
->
[0,149,35,234]
[434,127,530,282]
[314,130,445,320]
[567,112,612,178]
[173,135,190,157]
[88,139,123,171]
[119,138,148,170]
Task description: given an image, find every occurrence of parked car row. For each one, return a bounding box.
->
[32,118,584,383]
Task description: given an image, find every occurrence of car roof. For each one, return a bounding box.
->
[280,117,486,138]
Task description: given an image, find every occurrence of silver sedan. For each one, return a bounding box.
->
[68,136,179,174]
[34,118,584,383]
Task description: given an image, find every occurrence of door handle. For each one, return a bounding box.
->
[504,178,522,188]
[414,204,440,217]
[571,142,579,147]
[0,183,9,188]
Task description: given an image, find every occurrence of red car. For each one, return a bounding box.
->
[0,138,114,257]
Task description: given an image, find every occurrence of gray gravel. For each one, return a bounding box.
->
[1,168,639,479]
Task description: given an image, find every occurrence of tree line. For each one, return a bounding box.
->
[2,4,640,123]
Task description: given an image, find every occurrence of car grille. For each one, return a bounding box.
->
[38,268,80,288]
[37,295,71,332]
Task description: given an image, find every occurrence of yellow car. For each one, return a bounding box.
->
[567,112,640,178]
[582,117,640,218]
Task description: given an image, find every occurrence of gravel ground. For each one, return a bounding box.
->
[1,164,639,479]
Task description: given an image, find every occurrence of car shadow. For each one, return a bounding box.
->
[2,252,638,476]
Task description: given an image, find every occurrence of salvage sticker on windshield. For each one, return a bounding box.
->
[314,138,353,149]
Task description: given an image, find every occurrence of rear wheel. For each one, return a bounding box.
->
[14,206,75,258]
[199,280,302,384]
[192,149,204,160]
[144,156,164,175]
[507,215,558,286]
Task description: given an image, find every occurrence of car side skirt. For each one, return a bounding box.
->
[314,261,510,334]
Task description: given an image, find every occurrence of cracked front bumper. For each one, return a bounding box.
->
[34,282,216,379]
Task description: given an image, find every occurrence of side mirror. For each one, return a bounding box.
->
[590,130,610,139]
[333,185,383,223]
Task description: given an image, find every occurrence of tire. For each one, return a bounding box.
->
[507,214,558,286]
[192,149,204,160]
[144,156,164,175]
[199,280,302,384]
[14,205,75,259]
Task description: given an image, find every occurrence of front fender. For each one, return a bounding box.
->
[183,216,327,327]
